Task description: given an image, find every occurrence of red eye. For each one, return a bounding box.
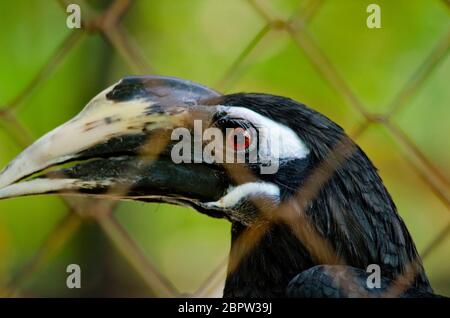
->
[227,128,252,151]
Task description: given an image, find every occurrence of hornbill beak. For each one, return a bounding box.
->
[0,76,229,209]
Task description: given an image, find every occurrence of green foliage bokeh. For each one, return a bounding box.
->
[0,0,448,296]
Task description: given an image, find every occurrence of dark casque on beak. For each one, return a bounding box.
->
[0,76,229,208]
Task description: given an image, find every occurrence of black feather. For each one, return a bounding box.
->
[206,93,433,297]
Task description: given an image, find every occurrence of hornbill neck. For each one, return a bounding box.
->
[224,222,315,297]
[223,148,432,297]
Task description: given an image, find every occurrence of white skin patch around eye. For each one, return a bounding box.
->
[205,182,280,209]
[217,106,310,161]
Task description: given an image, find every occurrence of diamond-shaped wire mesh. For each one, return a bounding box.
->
[0,0,449,297]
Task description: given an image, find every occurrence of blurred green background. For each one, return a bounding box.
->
[0,0,449,297]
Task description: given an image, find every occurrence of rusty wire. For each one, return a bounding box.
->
[0,0,448,298]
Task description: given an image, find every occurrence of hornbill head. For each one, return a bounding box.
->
[0,76,432,297]
[0,76,310,225]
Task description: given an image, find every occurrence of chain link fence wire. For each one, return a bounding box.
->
[0,0,449,297]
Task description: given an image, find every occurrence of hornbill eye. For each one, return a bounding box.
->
[227,127,252,152]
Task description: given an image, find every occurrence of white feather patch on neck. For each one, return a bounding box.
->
[205,182,280,209]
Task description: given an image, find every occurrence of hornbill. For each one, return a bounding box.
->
[0,76,440,298]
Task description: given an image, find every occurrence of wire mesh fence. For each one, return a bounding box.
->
[0,0,449,297]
